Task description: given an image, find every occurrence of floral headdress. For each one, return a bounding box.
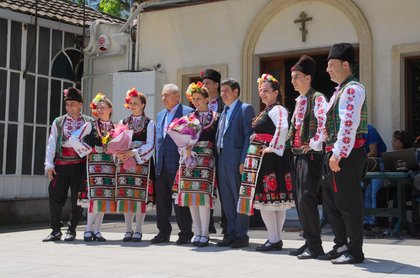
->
[185,81,204,103]
[124,87,141,109]
[89,92,107,117]
[257,73,279,85]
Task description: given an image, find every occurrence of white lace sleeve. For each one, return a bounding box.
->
[69,122,93,158]
[309,95,328,151]
[267,105,289,156]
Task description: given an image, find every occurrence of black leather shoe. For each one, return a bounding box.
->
[197,236,209,247]
[93,232,106,242]
[132,232,142,242]
[150,235,170,244]
[289,243,308,256]
[42,231,62,242]
[192,235,201,246]
[123,231,133,242]
[83,231,93,242]
[64,230,76,241]
[176,237,191,245]
[256,240,283,251]
[217,237,235,247]
[231,237,249,249]
[318,248,346,260]
[331,253,364,264]
[297,248,325,259]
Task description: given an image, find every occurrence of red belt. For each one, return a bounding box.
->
[325,138,366,153]
[254,133,273,143]
[55,147,85,165]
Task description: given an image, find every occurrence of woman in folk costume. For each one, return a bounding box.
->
[172,82,219,247]
[238,74,294,251]
[69,93,115,242]
[115,88,156,242]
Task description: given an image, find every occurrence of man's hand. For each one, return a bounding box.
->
[302,144,312,154]
[239,163,244,175]
[329,155,341,172]
[47,168,56,181]
[261,146,273,155]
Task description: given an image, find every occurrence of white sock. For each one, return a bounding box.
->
[199,206,211,238]
[190,206,202,236]
[337,245,348,253]
[86,212,96,232]
[135,212,146,234]
[275,209,287,241]
[124,212,134,233]
[260,210,280,243]
[93,212,104,234]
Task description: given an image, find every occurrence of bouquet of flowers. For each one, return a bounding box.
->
[167,113,202,168]
[103,123,136,170]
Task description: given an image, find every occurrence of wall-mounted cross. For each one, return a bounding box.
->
[294,11,312,42]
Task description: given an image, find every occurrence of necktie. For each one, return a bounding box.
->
[217,106,230,153]
[162,111,169,138]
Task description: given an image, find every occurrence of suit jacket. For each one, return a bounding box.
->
[155,104,194,176]
[216,99,255,167]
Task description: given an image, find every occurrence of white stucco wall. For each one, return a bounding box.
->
[137,0,420,146]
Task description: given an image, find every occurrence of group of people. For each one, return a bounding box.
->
[43,43,369,265]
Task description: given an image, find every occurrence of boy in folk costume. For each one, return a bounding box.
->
[287,55,328,259]
[43,87,93,242]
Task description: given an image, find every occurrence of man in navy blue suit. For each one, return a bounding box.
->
[216,78,255,248]
[152,84,194,244]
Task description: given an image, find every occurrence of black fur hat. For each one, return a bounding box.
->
[291,55,316,77]
[201,69,221,83]
[327,43,355,65]
[63,87,83,103]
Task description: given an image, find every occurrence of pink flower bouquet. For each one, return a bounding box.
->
[104,123,136,170]
[167,113,202,168]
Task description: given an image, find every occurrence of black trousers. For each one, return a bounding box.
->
[155,167,193,239]
[293,152,324,251]
[323,148,367,260]
[48,163,85,232]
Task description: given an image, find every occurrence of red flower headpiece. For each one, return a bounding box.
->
[185,81,204,103]
[257,73,279,85]
[89,92,107,117]
[125,87,141,109]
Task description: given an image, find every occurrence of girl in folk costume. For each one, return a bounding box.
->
[238,74,294,251]
[115,88,156,242]
[172,82,219,247]
[69,93,115,242]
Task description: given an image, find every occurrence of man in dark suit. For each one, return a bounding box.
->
[152,83,194,244]
[216,78,255,248]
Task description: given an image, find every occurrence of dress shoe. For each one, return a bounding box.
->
[192,235,201,246]
[151,235,170,244]
[197,236,209,247]
[93,232,106,242]
[217,237,235,247]
[83,231,93,242]
[123,231,133,242]
[42,231,62,242]
[289,243,308,256]
[209,226,217,234]
[132,232,142,242]
[297,248,325,259]
[256,240,283,251]
[318,248,346,260]
[331,253,364,264]
[231,237,249,249]
[176,237,191,245]
[64,230,76,241]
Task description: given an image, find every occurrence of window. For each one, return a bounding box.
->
[405,57,420,137]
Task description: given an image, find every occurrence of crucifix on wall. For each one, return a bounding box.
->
[294,11,312,42]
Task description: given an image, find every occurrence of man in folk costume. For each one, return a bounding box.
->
[319,43,368,264]
[201,68,225,234]
[201,69,224,114]
[287,55,328,259]
[43,87,93,242]
[152,84,194,244]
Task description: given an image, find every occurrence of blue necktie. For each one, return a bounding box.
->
[217,106,230,153]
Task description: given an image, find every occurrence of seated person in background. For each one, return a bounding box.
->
[363,124,387,231]
[376,130,414,236]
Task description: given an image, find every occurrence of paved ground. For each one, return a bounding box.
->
[1,215,419,278]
